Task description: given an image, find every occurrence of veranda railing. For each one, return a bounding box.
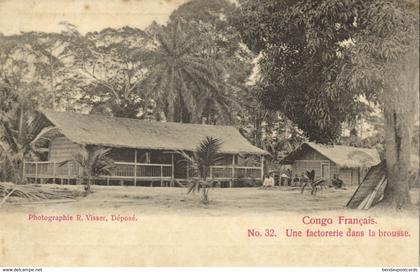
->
[23,161,263,184]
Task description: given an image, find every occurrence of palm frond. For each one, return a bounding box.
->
[58,159,72,168]
[306,170,315,182]
[195,136,224,166]
[30,126,59,148]
[143,19,230,123]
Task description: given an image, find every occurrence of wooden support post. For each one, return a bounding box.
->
[61,178,63,185]
[230,154,236,188]
[170,153,175,187]
[67,162,71,179]
[260,155,264,182]
[78,166,83,185]
[22,160,26,183]
[134,150,137,186]
[52,162,56,184]
[35,162,38,184]
[106,176,110,186]
[232,154,236,180]
[160,165,164,187]
[146,151,150,163]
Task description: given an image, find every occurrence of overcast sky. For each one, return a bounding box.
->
[0,0,189,35]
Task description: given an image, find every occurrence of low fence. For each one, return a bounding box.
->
[23,161,263,183]
[210,166,262,180]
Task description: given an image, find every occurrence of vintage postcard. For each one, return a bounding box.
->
[0,0,419,269]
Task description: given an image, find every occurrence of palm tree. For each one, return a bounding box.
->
[304,169,327,196]
[141,18,230,123]
[300,170,319,195]
[59,146,115,193]
[0,39,58,182]
[0,95,56,183]
[179,136,223,204]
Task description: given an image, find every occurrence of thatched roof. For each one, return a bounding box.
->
[40,110,268,155]
[281,142,381,168]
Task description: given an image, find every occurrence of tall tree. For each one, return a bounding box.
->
[236,84,306,159]
[0,81,54,182]
[73,27,151,118]
[233,0,370,143]
[0,23,84,111]
[0,27,86,181]
[349,0,419,208]
[171,0,256,125]
[141,18,229,123]
[24,31,73,110]
[235,0,419,208]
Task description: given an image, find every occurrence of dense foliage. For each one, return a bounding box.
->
[0,0,306,176]
[234,0,418,143]
[235,0,419,208]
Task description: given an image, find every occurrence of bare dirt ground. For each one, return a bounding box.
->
[1,184,419,216]
[1,184,418,266]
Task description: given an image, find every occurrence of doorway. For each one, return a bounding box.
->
[321,162,330,179]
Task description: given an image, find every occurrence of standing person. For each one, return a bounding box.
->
[268,173,275,187]
[262,174,270,188]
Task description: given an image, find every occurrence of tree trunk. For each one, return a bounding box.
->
[16,106,25,183]
[17,154,24,184]
[254,113,263,148]
[382,107,411,208]
[201,187,208,203]
[86,177,92,193]
[49,54,56,110]
[18,106,24,141]
[381,57,419,209]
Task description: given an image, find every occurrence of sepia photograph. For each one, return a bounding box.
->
[0,0,419,269]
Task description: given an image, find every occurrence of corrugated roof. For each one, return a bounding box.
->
[281,142,381,168]
[40,110,269,155]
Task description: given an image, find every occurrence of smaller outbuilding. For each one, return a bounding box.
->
[280,142,381,186]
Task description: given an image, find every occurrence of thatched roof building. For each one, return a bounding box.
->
[24,111,268,187]
[281,142,381,186]
[40,110,268,156]
[282,142,381,168]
